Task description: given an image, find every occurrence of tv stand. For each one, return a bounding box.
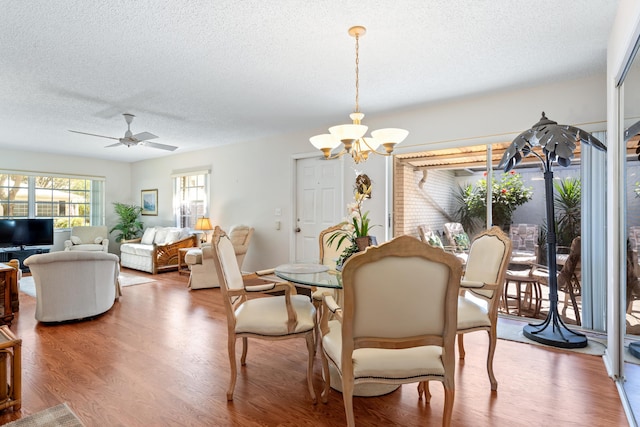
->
[0,248,50,273]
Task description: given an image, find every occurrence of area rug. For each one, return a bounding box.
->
[119,273,156,287]
[497,318,608,356]
[5,402,84,427]
[18,276,36,297]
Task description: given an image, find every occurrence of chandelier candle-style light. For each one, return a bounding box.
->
[309,26,408,164]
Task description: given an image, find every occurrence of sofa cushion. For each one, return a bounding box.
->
[165,230,182,244]
[154,227,169,244]
[94,236,103,244]
[141,228,156,245]
[70,236,82,245]
[120,243,155,257]
[67,243,106,252]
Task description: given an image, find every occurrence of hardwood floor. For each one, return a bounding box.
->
[0,269,629,426]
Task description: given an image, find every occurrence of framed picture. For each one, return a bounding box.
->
[141,189,158,216]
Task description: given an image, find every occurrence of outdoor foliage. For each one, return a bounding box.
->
[110,202,143,242]
[454,171,533,232]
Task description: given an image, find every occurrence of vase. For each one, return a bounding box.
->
[355,236,372,252]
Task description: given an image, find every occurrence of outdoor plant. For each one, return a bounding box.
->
[110,202,144,242]
[454,171,533,232]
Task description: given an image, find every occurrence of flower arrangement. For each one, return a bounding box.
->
[456,171,533,231]
[328,174,377,267]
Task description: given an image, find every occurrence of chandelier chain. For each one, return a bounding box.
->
[354,32,360,113]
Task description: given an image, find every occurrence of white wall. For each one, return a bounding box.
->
[130,73,608,272]
[0,148,132,253]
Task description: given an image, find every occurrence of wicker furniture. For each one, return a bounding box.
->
[0,263,17,325]
[0,325,21,411]
[119,226,198,274]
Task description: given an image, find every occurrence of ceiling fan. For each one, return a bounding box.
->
[68,113,178,151]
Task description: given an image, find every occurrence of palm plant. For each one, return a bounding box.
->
[110,202,143,242]
[554,177,581,247]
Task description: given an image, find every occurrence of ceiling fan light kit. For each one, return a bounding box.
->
[69,113,178,152]
[309,26,408,164]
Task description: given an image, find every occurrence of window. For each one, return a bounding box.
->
[0,172,105,229]
[173,170,209,229]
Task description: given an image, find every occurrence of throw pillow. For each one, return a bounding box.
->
[70,236,82,245]
[453,233,470,251]
[154,228,169,245]
[164,230,181,244]
[427,234,444,249]
[94,236,103,244]
[141,228,156,245]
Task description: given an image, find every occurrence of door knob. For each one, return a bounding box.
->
[295,227,301,232]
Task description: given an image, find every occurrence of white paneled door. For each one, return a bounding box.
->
[294,157,343,263]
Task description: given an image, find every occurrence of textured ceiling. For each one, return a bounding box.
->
[0,0,619,163]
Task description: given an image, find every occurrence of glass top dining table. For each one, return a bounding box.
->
[274,263,342,289]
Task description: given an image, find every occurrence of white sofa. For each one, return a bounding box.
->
[24,251,120,322]
[64,226,109,252]
[120,226,198,274]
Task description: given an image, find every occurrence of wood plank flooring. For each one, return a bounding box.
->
[0,269,629,426]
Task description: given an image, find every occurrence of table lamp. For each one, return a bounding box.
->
[195,217,213,244]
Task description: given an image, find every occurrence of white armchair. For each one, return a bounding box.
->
[186,225,253,290]
[64,226,109,252]
[24,251,121,322]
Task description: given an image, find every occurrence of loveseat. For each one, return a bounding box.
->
[64,226,109,252]
[120,226,198,274]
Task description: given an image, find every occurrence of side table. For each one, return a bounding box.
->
[178,248,191,276]
[0,264,17,325]
[0,325,21,411]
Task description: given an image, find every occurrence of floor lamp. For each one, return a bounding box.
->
[498,112,606,348]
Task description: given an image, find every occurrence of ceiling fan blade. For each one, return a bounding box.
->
[104,142,124,148]
[141,141,178,151]
[132,132,158,142]
[68,130,119,141]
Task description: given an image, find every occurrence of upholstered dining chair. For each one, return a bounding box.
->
[319,235,462,427]
[420,226,511,396]
[210,226,317,403]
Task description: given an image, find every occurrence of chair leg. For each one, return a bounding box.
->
[305,332,317,404]
[417,381,431,403]
[342,377,356,427]
[443,385,454,427]
[457,333,466,359]
[241,337,248,365]
[320,350,331,403]
[227,335,238,401]
[487,328,497,390]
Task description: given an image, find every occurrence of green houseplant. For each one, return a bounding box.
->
[110,202,144,242]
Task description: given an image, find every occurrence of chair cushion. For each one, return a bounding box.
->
[67,244,106,252]
[457,295,491,331]
[322,320,445,380]
[120,243,154,256]
[184,249,202,265]
[234,295,315,335]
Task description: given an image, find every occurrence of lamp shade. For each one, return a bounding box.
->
[195,217,213,231]
[310,134,341,150]
[328,123,368,142]
[370,128,409,145]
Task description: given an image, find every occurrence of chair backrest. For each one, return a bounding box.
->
[417,225,444,249]
[558,236,581,292]
[228,225,254,268]
[340,235,462,352]
[509,224,539,252]
[211,227,246,321]
[71,226,108,244]
[443,222,469,251]
[463,226,512,303]
[319,224,350,266]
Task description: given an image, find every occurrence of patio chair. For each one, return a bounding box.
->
[443,222,470,252]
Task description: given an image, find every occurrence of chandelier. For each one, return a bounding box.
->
[309,26,409,164]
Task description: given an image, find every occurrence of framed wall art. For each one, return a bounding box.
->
[141,189,158,216]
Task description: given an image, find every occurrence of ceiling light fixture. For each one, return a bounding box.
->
[309,26,408,164]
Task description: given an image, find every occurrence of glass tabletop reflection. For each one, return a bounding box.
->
[274,263,342,289]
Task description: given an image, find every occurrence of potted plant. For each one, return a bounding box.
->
[110,202,144,242]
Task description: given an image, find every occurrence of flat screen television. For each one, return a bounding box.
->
[0,219,54,248]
